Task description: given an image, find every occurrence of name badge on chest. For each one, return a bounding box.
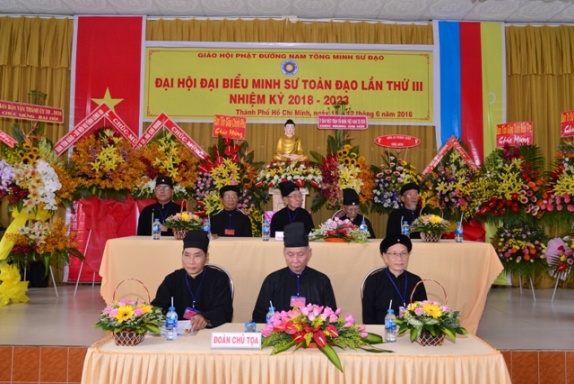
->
[290,296,306,309]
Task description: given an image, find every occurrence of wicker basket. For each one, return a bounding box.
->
[173,228,187,240]
[421,232,441,243]
[112,330,147,346]
[416,331,445,346]
[111,278,152,347]
[410,279,448,347]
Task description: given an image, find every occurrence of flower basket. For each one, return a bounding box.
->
[164,202,204,233]
[421,232,441,243]
[95,278,164,344]
[396,279,468,346]
[410,214,450,240]
[112,330,147,346]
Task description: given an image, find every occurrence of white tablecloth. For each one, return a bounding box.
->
[81,323,511,384]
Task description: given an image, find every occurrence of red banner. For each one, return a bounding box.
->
[0,100,64,123]
[422,136,478,176]
[0,131,16,148]
[496,121,533,147]
[212,115,246,140]
[374,134,421,149]
[560,110,574,138]
[73,16,144,135]
[54,104,138,155]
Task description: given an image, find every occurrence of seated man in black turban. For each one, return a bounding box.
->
[151,230,233,329]
[252,222,337,323]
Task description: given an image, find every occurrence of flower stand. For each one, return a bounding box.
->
[416,331,445,346]
[421,232,441,243]
[324,237,347,243]
[112,330,147,346]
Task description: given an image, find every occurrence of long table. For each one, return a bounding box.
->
[81,323,511,384]
[99,237,503,334]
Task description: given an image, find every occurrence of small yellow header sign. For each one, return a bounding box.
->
[144,46,433,125]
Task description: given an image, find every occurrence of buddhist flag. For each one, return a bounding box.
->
[71,15,144,135]
[435,21,506,165]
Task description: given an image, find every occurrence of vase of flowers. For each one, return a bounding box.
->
[410,214,450,242]
[164,211,204,240]
[309,217,368,244]
[96,299,164,346]
[262,304,388,372]
[396,293,468,346]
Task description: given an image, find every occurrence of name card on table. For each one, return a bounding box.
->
[211,332,262,349]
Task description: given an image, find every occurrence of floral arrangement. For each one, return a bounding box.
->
[494,224,548,277]
[420,147,478,221]
[132,133,199,201]
[472,145,545,226]
[544,235,574,281]
[538,141,574,226]
[256,160,321,190]
[6,218,84,274]
[193,137,266,235]
[396,300,468,343]
[372,153,421,215]
[309,217,368,243]
[261,304,387,372]
[95,299,164,334]
[68,128,146,201]
[0,135,71,213]
[410,214,451,236]
[310,131,374,212]
[164,211,204,230]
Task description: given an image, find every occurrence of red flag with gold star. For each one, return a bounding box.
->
[69,16,144,282]
[71,15,144,135]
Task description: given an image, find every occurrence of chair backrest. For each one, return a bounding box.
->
[360,267,386,300]
[206,264,234,301]
[331,209,345,219]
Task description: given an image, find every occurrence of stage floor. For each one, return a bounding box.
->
[0,284,573,350]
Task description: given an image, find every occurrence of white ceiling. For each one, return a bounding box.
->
[1,0,574,23]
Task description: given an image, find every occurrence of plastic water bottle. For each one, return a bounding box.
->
[455,222,464,243]
[401,221,411,238]
[152,218,161,240]
[262,218,270,241]
[384,308,397,343]
[265,304,276,324]
[203,217,212,240]
[165,305,178,341]
[359,217,368,234]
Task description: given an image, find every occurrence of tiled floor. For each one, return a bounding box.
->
[0,284,573,383]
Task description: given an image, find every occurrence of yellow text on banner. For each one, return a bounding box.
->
[144,47,433,125]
